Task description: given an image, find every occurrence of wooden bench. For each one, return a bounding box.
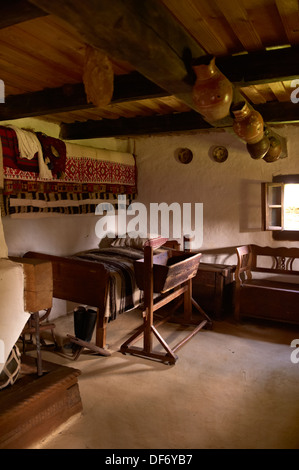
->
[234,244,299,324]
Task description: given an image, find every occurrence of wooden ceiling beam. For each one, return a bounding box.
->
[0,0,47,29]
[0,73,168,121]
[28,0,206,112]
[59,111,213,140]
[217,47,299,85]
[60,101,299,140]
[3,1,299,131]
[0,83,92,121]
[256,101,299,124]
[1,46,299,121]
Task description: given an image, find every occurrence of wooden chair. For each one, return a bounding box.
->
[20,307,57,355]
[234,245,252,321]
[235,245,253,286]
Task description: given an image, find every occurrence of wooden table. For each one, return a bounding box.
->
[192,263,235,319]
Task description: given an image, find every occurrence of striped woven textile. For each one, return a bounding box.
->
[0,126,137,216]
[73,246,144,320]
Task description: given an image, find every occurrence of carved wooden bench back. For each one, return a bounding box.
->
[235,244,299,288]
[235,245,252,286]
[234,244,299,323]
[250,244,299,276]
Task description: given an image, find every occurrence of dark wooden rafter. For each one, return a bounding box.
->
[59,111,213,140]
[58,45,299,138]
[255,101,299,124]
[26,1,299,126]
[218,46,299,86]
[0,73,167,121]
[60,102,299,140]
[1,47,299,122]
[0,84,91,121]
[0,0,47,29]
[1,1,298,138]
[27,0,207,111]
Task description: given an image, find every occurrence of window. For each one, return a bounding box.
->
[284,184,299,230]
[264,182,284,230]
[263,175,299,240]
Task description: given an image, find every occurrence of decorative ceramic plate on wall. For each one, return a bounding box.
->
[177,148,193,164]
[212,146,228,163]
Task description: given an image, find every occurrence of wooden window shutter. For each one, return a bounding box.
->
[263,182,284,231]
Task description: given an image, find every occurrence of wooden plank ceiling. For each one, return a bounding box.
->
[0,0,299,138]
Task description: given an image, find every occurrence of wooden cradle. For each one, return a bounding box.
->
[120,238,213,364]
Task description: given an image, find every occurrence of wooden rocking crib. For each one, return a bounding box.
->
[120,237,212,364]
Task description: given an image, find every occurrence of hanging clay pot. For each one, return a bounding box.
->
[232,101,264,144]
[192,55,233,122]
[246,134,270,160]
[263,135,282,163]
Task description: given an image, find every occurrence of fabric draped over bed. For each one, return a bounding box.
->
[72,246,144,321]
[0,126,137,216]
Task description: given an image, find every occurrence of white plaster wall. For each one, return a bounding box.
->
[134,124,299,264]
[2,213,103,257]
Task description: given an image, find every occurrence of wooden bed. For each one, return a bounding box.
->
[23,239,180,350]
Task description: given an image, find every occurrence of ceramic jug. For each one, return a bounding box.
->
[246,135,270,159]
[192,55,233,122]
[232,101,264,144]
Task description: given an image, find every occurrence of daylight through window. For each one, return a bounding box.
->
[284,184,299,231]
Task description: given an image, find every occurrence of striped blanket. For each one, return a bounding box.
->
[73,246,144,321]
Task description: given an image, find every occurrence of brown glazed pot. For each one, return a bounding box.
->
[232,101,264,144]
[192,55,233,122]
[246,135,270,159]
[263,136,282,162]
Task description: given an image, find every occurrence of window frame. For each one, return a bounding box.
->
[263,182,284,231]
[263,174,299,241]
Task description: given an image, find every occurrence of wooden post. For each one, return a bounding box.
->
[184,279,193,322]
[95,308,108,349]
[32,312,43,376]
[143,245,154,353]
[183,235,193,322]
